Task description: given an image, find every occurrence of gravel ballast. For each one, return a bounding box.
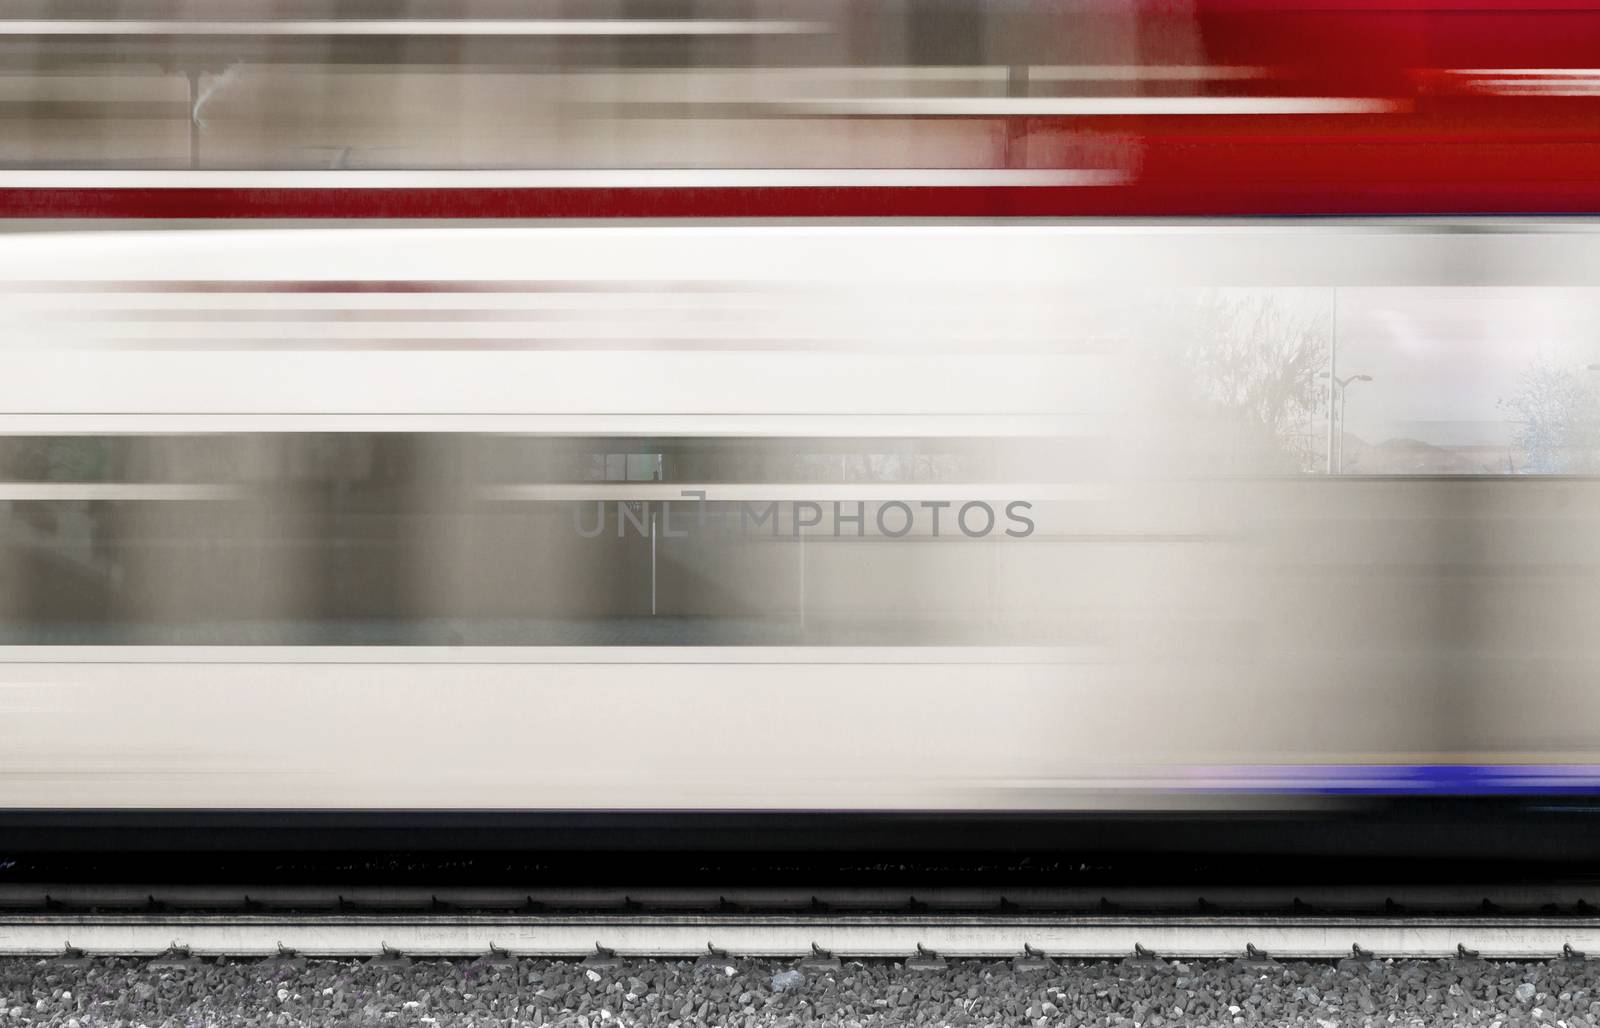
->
[4,953,1600,1027]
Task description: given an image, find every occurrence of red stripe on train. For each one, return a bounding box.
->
[5,183,1600,219]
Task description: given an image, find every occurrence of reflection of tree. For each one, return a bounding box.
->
[1141,290,1330,474]
[1499,358,1600,474]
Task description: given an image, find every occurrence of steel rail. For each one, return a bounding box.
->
[2,914,1600,960]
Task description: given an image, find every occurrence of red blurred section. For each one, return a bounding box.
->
[7,1,1600,217]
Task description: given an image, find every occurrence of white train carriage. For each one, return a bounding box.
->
[2,221,1600,824]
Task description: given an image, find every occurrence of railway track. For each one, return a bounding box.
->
[4,886,1600,960]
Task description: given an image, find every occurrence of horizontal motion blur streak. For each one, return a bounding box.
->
[0,19,824,36]
[786,98,1401,117]
[0,170,1123,189]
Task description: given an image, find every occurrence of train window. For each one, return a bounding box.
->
[597,453,663,482]
[1326,288,1600,476]
[0,434,1065,646]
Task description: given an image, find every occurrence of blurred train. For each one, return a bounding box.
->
[5,221,1600,859]
[5,3,1600,860]
[0,0,1598,216]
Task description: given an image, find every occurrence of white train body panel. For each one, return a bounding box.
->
[2,222,1599,809]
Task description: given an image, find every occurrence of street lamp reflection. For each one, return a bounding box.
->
[1318,371,1374,474]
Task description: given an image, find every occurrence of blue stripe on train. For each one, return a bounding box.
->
[1190,765,1600,795]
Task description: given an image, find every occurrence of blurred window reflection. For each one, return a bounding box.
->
[0,433,1061,646]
